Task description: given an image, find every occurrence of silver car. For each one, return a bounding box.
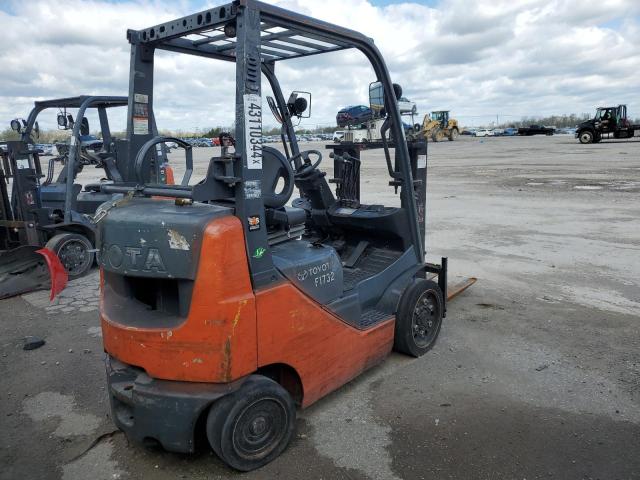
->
[398,97,417,115]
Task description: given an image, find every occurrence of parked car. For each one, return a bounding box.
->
[460,129,475,136]
[402,121,418,135]
[397,97,417,115]
[79,134,103,149]
[517,125,554,136]
[555,127,577,135]
[475,129,494,137]
[503,128,518,136]
[336,105,373,127]
[34,143,55,155]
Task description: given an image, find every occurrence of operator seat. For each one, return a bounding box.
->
[261,146,306,230]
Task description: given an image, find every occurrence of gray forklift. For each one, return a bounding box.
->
[0,96,168,298]
[98,0,473,471]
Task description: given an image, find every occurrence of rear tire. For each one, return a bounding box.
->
[578,130,594,144]
[206,375,296,472]
[394,279,444,357]
[45,233,93,279]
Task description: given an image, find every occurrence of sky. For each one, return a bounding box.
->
[1,0,639,131]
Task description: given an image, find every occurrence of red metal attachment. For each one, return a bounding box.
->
[36,248,68,300]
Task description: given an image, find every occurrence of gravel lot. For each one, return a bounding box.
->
[1,134,639,480]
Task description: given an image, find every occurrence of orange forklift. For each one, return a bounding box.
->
[99,0,474,471]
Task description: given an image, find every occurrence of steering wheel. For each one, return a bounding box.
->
[289,150,323,177]
[134,136,192,185]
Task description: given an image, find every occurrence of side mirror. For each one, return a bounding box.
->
[370,82,403,117]
[369,81,385,115]
[57,113,67,128]
[10,119,21,133]
[33,121,40,139]
[80,117,90,136]
[287,91,311,118]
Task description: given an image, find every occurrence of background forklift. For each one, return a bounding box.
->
[0,96,168,298]
[98,0,472,471]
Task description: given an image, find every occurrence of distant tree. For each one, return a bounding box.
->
[0,128,20,141]
[496,113,591,129]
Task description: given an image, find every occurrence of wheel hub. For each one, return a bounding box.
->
[59,241,89,275]
[232,398,287,460]
[250,416,268,436]
[411,291,441,348]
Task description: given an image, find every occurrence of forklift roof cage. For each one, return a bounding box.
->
[124,0,422,287]
[21,96,128,140]
[18,96,129,223]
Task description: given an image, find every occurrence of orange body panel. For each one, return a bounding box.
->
[101,216,258,382]
[256,284,395,407]
[102,215,396,407]
[164,165,175,185]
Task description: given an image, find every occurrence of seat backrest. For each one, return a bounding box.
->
[262,146,294,209]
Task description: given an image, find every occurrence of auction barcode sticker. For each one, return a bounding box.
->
[244,93,262,170]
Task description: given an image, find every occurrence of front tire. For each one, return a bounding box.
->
[45,232,94,278]
[448,128,459,141]
[578,130,594,144]
[431,129,445,142]
[394,279,444,357]
[206,375,296,472]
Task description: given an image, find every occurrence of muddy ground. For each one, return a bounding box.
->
[1,134,639,479]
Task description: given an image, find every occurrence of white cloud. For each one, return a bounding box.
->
[0,0,639,131]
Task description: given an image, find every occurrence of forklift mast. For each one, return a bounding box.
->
[123,0,423,288]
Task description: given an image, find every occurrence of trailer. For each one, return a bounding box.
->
[341,118,386,143]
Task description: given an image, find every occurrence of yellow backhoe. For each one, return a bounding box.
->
[417,110,459,142]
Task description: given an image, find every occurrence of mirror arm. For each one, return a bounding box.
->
[380,118,400,179]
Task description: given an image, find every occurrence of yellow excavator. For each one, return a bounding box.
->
[417,110,459,142]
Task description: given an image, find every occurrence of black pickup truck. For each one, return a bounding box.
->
[517,125,554,136]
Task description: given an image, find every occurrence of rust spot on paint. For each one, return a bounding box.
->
[232,299,248,334]
[221,337,232,381]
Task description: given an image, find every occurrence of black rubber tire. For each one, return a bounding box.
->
[394,279,444,357]
[206,375,296,472]
[578,130,594,144]
[45,232,94,278]
[448,128,459,141]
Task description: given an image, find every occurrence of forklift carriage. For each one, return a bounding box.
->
[99,0,466,471]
